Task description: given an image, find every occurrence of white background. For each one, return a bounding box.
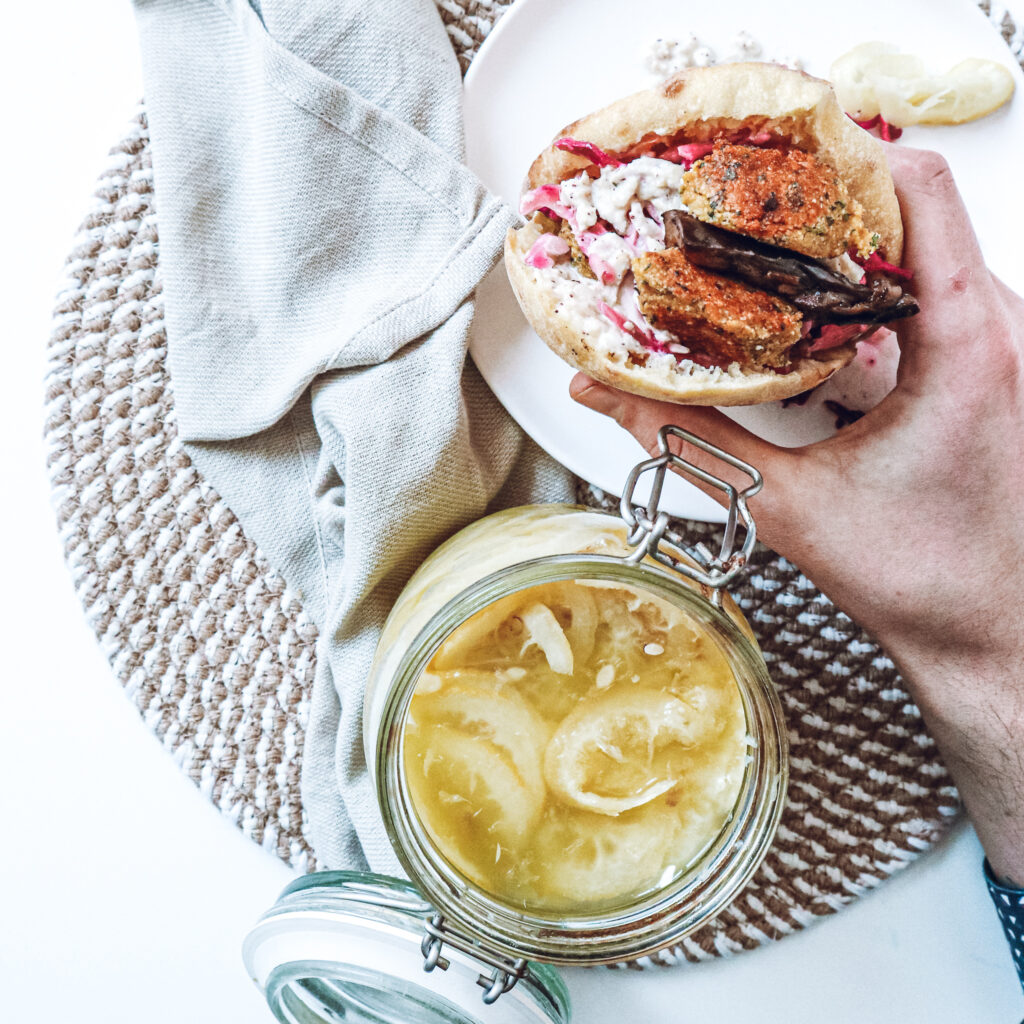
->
[0,2,1020,1021]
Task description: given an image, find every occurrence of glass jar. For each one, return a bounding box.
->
[245,427,788,1021]
[243,871,570,1024]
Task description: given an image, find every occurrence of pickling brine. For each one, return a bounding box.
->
[402,577,747,912]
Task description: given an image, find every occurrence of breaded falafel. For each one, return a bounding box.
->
[632,248,802,370]
[680,142,874,259]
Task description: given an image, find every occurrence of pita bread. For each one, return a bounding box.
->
[506,63,903,406]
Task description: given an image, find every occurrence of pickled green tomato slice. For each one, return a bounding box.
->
[415,682,552,802]
[533,802,677,905]
[406,723,545,885]
[432,585,599,676]
[830,42,1015,125]
[543,690,706,816]
[519,602,574,675]
[541,582,598,666]
[431,593,524,671]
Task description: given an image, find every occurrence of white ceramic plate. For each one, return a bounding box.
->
[465,0,1024,522]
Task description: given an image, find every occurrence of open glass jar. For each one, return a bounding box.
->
[245,427,788,1022]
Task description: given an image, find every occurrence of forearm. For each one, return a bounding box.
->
[891,646,1024,886]
[780,514,1024,886]
[791,568,1024,884]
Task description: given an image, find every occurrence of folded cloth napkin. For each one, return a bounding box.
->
[133,0,574,871]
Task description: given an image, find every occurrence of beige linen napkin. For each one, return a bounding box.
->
[133,0,573,870]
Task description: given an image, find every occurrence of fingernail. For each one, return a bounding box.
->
[569,376,621,418]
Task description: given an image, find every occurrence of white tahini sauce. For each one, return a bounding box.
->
[557,158,686,287]
[561,158,686,235]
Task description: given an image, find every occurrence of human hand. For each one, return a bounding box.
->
[570,145,1024,884]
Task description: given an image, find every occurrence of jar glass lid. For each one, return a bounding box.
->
[242,871,571,1024]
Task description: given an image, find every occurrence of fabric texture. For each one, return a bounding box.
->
[984,859,1024,991]
[132,0,573,871]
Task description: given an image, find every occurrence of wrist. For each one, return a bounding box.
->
[987,859,1024,891]
[899,667,1024,887]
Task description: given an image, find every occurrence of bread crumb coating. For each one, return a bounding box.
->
[633,248,802,369]
[681,142,873,259]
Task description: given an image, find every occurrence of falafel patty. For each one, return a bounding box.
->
[680,142,871,259]
[633,248,803,370]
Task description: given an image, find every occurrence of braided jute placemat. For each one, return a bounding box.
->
[44,1,1023,966]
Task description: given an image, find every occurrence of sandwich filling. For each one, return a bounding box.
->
[521,136,917,375]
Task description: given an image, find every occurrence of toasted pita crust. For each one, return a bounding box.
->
[527,62,902,261]
[507,63,897,406]
[506,225,855,407]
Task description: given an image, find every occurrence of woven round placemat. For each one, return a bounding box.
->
[44,0,1023,965]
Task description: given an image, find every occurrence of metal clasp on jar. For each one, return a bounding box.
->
[620,425,763,605]
[421,913,529,1005]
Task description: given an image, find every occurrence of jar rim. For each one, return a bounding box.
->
[375,553,789,965]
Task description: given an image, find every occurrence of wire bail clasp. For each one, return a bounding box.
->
[620,425,763,604]
[421,913,529,1005]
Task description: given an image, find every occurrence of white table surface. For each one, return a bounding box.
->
[0,3,1020,1020]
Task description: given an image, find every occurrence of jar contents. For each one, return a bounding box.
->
[402,578,747,912]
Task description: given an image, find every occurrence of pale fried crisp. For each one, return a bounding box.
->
[558,219,595,279]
